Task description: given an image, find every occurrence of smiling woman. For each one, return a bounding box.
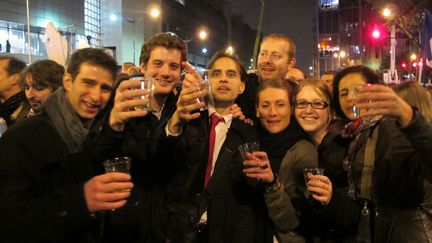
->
[242,79,322,242]
[293,79,333,145]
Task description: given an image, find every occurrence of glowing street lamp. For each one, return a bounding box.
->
[198,30,208,41]
[382,8,392,18]
[110,5,161,64]
[226,46,234,55]
[150,7,160,18]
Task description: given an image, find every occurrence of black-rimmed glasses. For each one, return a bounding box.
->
[294,100,328,110]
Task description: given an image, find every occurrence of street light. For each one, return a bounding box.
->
[226,45,234,55]
[198,30,208,41]
[150,8,160,18]
[111,6,160,64]
[381,5,398,83]
[382,8,392,18]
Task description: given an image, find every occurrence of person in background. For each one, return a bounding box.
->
[394,81,432,123]
[19,59,64,117]
[285,66,305,84]
[0,56,27,126]
[240,33,297,120]
[320,70,337,94]
[328,65,432,242]
[394,80,432,229]
[242,79,320,242]
[121,62,135,74]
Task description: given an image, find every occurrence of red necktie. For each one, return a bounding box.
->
[204,113,225,187]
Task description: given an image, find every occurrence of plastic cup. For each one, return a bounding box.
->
[131,76,153,111]
[238,142,260,161]
[103,157,131,174]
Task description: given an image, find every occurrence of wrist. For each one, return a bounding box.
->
[264,174,280,194]
[109,112,125,132]
[397,105,414,128]
[167,112,184,134]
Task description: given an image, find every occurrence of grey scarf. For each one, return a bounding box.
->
[44,88,91,153]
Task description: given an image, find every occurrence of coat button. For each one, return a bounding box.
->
[59,211,68,218]
[55,210,70,223]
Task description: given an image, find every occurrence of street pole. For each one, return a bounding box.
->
[388,24,398,83]
[132,21,136,64]
[126,16,142,65]
[26,0,32,63]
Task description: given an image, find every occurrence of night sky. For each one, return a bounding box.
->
[228,0,315,73]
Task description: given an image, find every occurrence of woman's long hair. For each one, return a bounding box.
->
[394,81,432,123]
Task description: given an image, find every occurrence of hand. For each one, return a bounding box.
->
[306,174,333,205]
[243,118,255,126]
[109,79,149,131]
[242,151,274,183]
[167,85,207,134]
[84,172,134,213]
[356,84,413,127]
[230,103,245,120]
[181,62,203,88]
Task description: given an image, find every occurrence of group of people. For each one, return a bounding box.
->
[0,31,431,243]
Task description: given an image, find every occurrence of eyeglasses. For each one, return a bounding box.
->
[294,100,328,110]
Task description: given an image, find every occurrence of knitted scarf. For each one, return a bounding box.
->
[44,88,91,153]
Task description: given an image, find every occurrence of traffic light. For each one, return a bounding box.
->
[369,24,386,42]
[372,29,381,39]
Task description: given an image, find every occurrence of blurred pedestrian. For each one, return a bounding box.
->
[20,59,64,117]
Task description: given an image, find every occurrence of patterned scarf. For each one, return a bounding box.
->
[341,115,382,199]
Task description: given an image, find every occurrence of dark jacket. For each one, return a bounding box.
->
[0,91,26,126]
[87,91,179,242]
[0,112,103,243]
[319,113,432,242]
[162,112,260,243]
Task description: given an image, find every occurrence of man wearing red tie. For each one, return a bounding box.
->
[165,51,259,242]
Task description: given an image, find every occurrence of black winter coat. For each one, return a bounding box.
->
[162,113,260,243]
[0,113,103,243]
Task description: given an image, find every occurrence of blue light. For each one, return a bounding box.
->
[109,14,117,21]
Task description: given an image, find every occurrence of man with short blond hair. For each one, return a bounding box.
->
[257,33,296,82]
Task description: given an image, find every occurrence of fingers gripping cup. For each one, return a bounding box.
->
[131,76,154,111]
[187,79,212,111]
[303,167,325,187]
[238,142,260,161]
[103,157,131,174]
[103,157,132,198]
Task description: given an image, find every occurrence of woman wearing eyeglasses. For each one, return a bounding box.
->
[293,79,359,241]
[242,79,321,242]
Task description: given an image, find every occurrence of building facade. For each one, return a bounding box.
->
[1,0,255,69]
[316,0,380,75]
[0,0,100,63]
